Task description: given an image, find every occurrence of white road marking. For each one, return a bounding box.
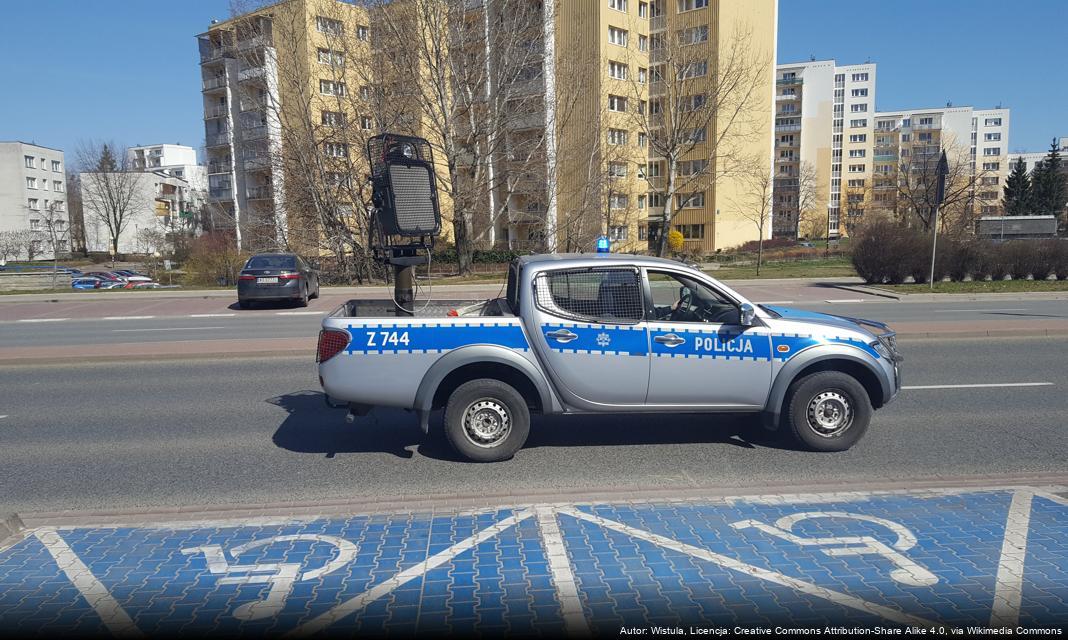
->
[825,298,867,303]
[287,510,535,637]
[188,313,236,318]
[276,311,324,316]
[903,382,1054,390]
[17,318,69,323]
[103,316,155,320]
[556,506,937,628]
[755,300,795,305]
[34,528,143,638]
[1034,490,1068,507]
[990,490,1033,628]
[932,308,1028,313]
[535,507,590,637]
[0,415,7,420]
[111,326,226,333]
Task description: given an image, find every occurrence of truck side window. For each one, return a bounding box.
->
[535,268,643,324]
[647,271,740,325]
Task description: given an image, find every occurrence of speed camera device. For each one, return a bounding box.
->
[367,134,441,239]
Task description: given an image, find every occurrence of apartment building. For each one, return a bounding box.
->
[1008,136,1068,173]
[127,144,207,192]
[771,60,876,239]
[867,106,1010,219]
[0,142,69,259]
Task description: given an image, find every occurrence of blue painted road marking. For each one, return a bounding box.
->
[1,488,1066,635]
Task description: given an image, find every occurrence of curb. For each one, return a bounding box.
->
[0,513,25,549]
[14,473,1068,529]
[831,284,902,300]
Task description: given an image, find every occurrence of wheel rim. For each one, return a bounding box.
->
[806,390,853,438]
[461,398,511,448]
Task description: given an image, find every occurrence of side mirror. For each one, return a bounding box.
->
[739,302,756,326]
[310,261,321,271]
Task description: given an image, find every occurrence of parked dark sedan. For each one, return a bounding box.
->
[237,253,320,309]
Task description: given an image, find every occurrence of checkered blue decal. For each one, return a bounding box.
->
[1,489,1065,635]
[541,323,649,356]
[344,322,529,354]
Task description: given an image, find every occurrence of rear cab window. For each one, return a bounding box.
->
[534,268,644,324]
[246,256,296,270]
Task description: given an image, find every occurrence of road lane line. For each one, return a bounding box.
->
[932,308,1029,313]
[287,510,535,637]
[111,326,226,333]
[564,507,941,626]
[990,490,1033,628]
[902,382,1054,390]
[188,313,236,318]
[536,507,590,637]
[556,507,936,627]
[34,528,143,638]
[825,298,867,303]
[276,311,324,316]
[103,316,156,320]
[755,300,795,304]
[0,415,7,420]
[17,318,69,323]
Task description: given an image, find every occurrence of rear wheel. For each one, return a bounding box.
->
[310,280,320,299]
[784,371,872,452]
[443,379,530,462]
[296,284,309,307]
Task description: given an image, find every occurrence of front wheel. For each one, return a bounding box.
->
[443,379,530,462]
[784,371,872,452]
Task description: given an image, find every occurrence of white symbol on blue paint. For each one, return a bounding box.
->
[182,534,358,620]
[731,511,938,587]
[596,332,611,348]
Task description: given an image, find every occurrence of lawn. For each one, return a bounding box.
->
[703,258,857,280]
[880,280,1068,294]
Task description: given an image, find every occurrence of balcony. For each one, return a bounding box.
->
[200,46,231,64]
[246,186,272,200]
[776,77,802,86]
[240,99,267,112]
[205,132,231,148]
[238,65,267,83]
[203,105,229,119]
[650,48,665,63]
[776,156,798,164]
[244,155,271,171]
[775,139,799,148]
[202,76,228,92]
[208,188,233,201]
[774,124,801,133]
[776,93,799,101]
[207,162,232,174]
[912,122,939,131]
[237,34,272,51]
[650,15,666,31]
[242,125,269,141]
[874,154,897,162]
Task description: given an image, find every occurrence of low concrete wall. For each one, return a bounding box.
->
[0,272,72,291]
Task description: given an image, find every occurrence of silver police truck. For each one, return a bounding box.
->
[317,254,902,462]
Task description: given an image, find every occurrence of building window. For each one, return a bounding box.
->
[28,198,39,210]
[918,132,932,142]
[848,149,866,158]
[323,142,349,157]
[319,79,346,96]
[608,61,628,80]
[356,25,369,40]
[646,161,662,178]
[315,16,343,36]
[982,162,1000,171]
[850,103,868,113]
[638,100,647,115]
[609,0,628,11]
[984,132,1001,141]
[649,192,665,207]
[361,116,374,130]
[849,119,867,128]
[638,34,648,51]
[608,26,628,47]
[982,176,999,185]
[677,0,709,12]
[985,117,1002,126]
[53,180,63,192]
[321,111,346,126]
[983,147,1001,156]
[24,155,35,169]
[638,1,648,17]
[26,177,37,189]
[851,88,868,97]
[52,160,61,172]
[608,162,628,178]
[677,223,705,239]
[847,179,866,188]
[678,159,708,176]
[849,134,867,143]
[680,94,706,112]
[682,127,707,143]
[638,67,647,84]
[609,194,628,209]
[677,192,705,209]
[609,225,629,240]
[608,94,627,112]
[676,25,708,45]
[848,164,865,173]
[637,132,647,148]
[851,72,869,82]
[29,219,41,231]
[317,48,344,66]
[637,195,646,209]
[608,128,628,145]
[678,60,708,79]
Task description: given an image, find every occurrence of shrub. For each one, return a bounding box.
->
[1031,240,1063,280]
[945,239,981,282]
[851,219,925,284]
[732,237,797,253]
[181,233,249,286]
[1049,240,1068,280]
[1002,241,1043,280]
[666,230,685,253]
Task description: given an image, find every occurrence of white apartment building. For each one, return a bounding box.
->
[772,60,877,239]
[1008,136,1068,173]
[0,141,69,259]
[127,144,208,191]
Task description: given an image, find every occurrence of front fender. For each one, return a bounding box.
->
[763,344,892,429]
[413,345,558,432]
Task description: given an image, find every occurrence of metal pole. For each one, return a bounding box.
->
[393,262,414,317]
[928,205,939,291]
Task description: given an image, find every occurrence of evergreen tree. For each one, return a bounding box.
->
[95,144,118,173]
[1002,156,1031,216]
[1031,137,1066,219]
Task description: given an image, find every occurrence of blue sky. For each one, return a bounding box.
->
[0,0,1063,164]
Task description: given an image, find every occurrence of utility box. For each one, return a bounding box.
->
[976,215,1058,241]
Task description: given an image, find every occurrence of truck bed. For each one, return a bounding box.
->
[329,297,514,318]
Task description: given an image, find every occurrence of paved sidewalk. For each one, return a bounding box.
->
[2,484,1066,636]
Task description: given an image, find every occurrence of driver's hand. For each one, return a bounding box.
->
[671,299,681,310]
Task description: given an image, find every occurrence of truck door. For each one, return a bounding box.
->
[529,267,650,406]
[644,270,773,408]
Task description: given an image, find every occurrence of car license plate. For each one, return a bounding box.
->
[257,277,278,284]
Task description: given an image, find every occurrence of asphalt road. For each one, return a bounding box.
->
[1,336,1065,514]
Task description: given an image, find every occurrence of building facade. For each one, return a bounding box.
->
[0,142,69,260]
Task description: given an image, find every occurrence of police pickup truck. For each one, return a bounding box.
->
[317,254,902,462]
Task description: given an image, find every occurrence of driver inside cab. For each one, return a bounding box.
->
[649,271,741,325]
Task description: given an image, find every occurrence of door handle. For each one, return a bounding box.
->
[654,333,685,347]
[546,329,578,343]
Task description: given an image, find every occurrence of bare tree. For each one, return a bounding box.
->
[77,141,144,255]
[794,160,823,239]
[625,22,770,256]
[0,230,32,264]
[732,157,774,275]
[34,201,71,288]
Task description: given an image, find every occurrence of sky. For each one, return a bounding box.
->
[0,0,1063,164]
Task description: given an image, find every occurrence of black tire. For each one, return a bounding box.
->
[310,281,320,299]
[443,379,530,462]
[296,284,309,307]
[238,299,252,310]
[784,371,872,452]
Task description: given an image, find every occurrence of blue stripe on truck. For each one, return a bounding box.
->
[345,323,529,354]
